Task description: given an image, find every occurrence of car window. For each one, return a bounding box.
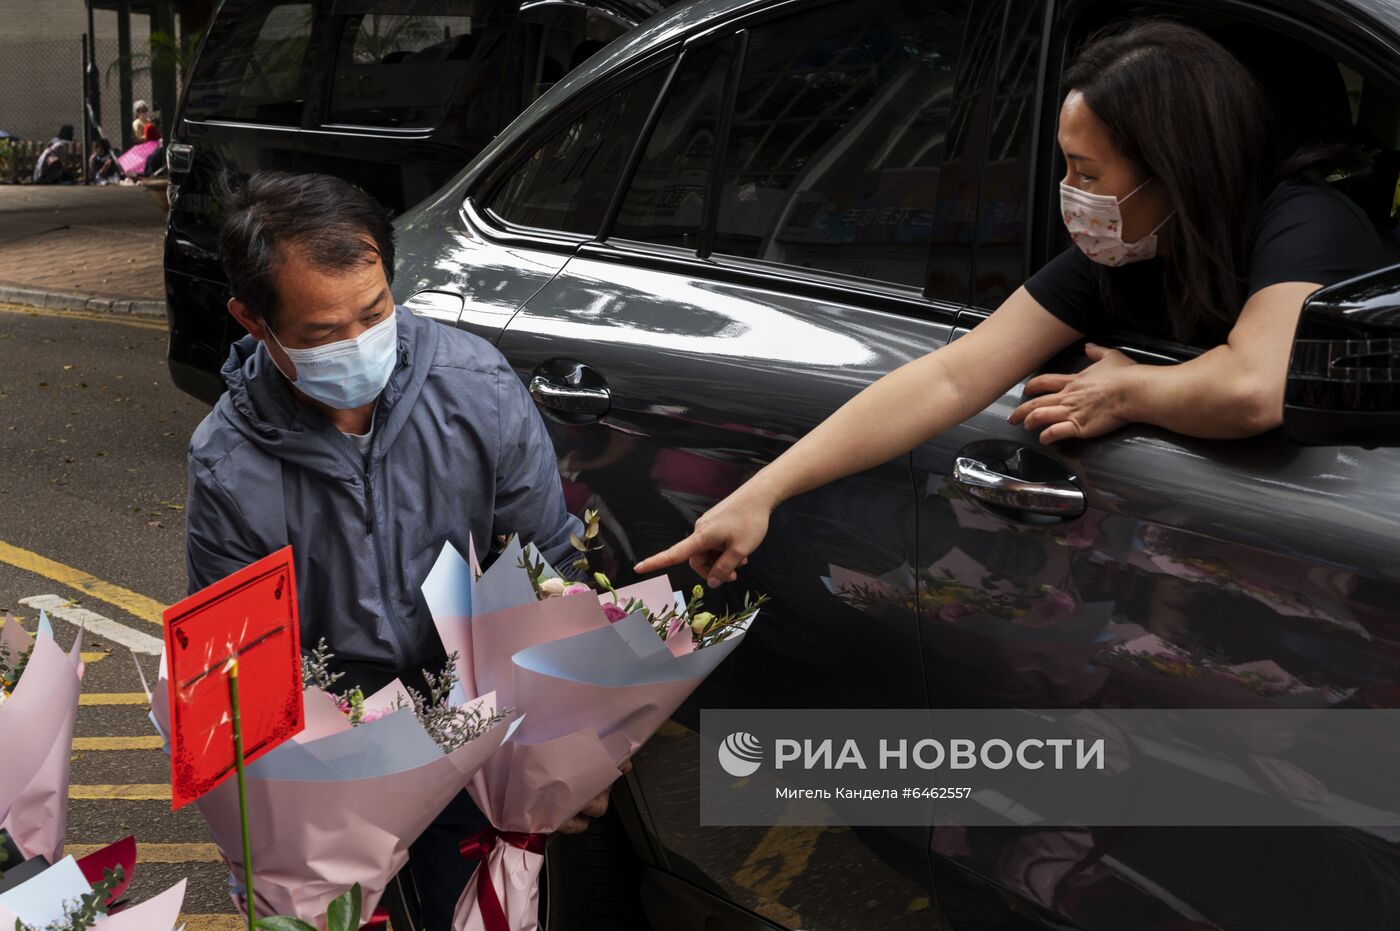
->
[711,0,975,292]
[610,40,736,249]
[512,5,632,108]
[486,65,669,235]
[326,2,486,129]
[183,0,316,125]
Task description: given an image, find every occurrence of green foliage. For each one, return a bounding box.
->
[254,882,362,931]
[104,29,204,88]
[0,643,32,693]
[12,866,123,931]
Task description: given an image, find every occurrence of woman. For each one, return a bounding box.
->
[635,20,1390,588]
[131,99,151,141]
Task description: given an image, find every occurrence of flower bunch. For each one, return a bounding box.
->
[0,641,32,708]
[301,639,510,753]
[519,510,768,649]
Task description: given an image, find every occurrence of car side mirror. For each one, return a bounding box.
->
[1284,262,1400,446]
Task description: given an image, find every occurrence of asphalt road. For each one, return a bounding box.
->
[0,302,236,926]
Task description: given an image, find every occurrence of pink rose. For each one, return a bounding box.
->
[1020,590,1075,628]
[563,583,593,597]
[602,602,629,623]
[937,603,978,623]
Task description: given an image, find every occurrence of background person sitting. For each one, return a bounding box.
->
[88,138,122,184]
[32,125,74,184]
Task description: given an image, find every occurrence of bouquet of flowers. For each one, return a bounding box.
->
[0,835,185,931]
[0,614,82,864]
[149,643,518,925]
[423,513,766,931]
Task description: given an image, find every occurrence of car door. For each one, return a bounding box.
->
[489,1,1005,926]
[917,3,1400,929]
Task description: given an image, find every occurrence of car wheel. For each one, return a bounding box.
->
[541,808,653,931]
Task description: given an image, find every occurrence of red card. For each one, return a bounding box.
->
[163,546,304,810]
[76,836,136,905]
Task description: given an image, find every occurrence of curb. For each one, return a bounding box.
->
[0,283,166,319]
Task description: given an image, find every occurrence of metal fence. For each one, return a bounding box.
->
[0,34,156,182]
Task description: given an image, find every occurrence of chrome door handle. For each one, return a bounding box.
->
[952,457,1085,516]
[529,375,611,415]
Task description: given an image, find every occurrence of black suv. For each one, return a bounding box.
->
[162,0,671,403]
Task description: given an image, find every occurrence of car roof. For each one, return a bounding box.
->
[399,0,1400,224]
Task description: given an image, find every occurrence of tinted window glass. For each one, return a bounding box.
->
[713,0,974,291]
[973,0,1043,308]
[512,7,630,108]
[327,3,483,129]
[487,66,668,234]
[183,0,315,125]
[611,42,734,248]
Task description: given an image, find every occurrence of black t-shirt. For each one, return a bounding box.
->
[1024,179,1392,346]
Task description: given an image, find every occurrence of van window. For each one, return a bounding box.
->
[486,65,669,235]
[183,0,315,126]
[327,4,485,129]
[709,0,979,294]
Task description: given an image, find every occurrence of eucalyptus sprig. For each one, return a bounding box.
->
[569,509,603,573]
[11,866,123,931]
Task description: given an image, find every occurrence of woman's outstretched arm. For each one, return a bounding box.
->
[634,288,1083,586]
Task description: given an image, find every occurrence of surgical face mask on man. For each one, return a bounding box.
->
[1060,178,1174,267]
[266,310,398,409]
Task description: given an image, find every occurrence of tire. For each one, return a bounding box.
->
[541,808,652,931]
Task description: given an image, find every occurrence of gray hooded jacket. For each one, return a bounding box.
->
[186,307,582,689]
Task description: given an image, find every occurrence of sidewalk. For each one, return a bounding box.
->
[0,185,168,317]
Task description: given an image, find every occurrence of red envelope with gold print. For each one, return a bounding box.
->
[163,547,304,809]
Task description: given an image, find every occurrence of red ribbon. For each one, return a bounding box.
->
[459,828,548,931]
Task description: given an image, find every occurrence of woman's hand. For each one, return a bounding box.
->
[557,760,633,835]
[633,484,772,587]
[1008,343,1137,443]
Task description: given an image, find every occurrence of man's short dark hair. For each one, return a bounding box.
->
[217,171,395,325]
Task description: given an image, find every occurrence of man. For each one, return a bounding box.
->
[186,171,613,928]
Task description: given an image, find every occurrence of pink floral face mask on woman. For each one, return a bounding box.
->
[1060,178,1174,266]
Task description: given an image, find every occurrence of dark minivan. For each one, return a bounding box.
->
[162,0,671,403]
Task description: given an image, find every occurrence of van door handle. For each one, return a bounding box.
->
[952,456,1085,517]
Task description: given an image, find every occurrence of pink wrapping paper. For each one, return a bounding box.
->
[152,667,517,927]
[423,542,755,931]
[0,617,83,862]
[455,734,624,931]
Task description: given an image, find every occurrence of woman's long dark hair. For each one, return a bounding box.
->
[1063,21,1356,343]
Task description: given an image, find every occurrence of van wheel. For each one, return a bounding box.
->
[541,808,652,931]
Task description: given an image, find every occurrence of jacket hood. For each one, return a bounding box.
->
[215,306,440,480]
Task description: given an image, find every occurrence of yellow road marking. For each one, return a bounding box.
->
[80,692,149,705]
[179,917,243,931]
[0,302,166,331]
[731,826,824,927]
[0,540,167,625]
[80,651,109,663]
[68,842,219,862]
[73,735,163,750]
[69,784,170,800]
